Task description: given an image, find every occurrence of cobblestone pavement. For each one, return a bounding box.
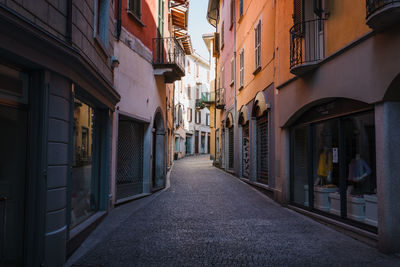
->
[70,155,399,266]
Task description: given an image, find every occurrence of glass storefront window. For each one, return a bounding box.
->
[343,112,376,224]
[291,125,309,207]
[291,104,377,228]
[71,98,96,227]
[313,120,340,213]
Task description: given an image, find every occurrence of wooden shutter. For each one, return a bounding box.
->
[293,0,304,35]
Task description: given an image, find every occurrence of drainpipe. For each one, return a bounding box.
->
[233,1,237,175]
[116,0,122,40]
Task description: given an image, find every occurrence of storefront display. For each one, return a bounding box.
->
[290,99,377,228]
[71,98,96,227]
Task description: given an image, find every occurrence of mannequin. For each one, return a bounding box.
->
[347,154,371,195]
[315,147,333,186]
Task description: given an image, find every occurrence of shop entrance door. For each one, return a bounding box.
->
[0,104,28,266]
[242,125,250,178]
[116,119,144,200]
[195,131,199,154]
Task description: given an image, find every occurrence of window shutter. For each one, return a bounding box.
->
[293,0,304,35]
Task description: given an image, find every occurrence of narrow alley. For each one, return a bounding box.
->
[68,156,397,266]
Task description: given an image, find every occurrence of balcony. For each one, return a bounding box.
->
[195,92,215,109]
[290,19,326,76]
[153,37,185,83]
[216,88,225,109]
[366,0,400,31]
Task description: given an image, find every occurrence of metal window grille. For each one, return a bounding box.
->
[116,120,144,200]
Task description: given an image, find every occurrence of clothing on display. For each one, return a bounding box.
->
[348,155,371,183]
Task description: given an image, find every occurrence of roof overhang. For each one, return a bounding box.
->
[207,0,219,27]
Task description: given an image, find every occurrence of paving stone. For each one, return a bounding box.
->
[71,155,399,267]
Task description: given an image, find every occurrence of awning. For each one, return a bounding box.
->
[252,91,270,118]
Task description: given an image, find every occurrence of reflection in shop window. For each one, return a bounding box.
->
[71,99,96,227]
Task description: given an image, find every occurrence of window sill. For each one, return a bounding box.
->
[253,66,261,75]
[221,43,224,50]
[230,80,234,87]
[229,23,233,31]
[238,15,244,23]
[238,85,243,90]
[127,10,146,27]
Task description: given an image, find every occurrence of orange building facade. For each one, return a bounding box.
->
[208,0,400,253]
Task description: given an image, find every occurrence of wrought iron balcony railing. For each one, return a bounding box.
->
[216,88,225,109]
[195,92,215,109]
[290,19,326,76]
[366,0,400,30]
[153,37,185,82]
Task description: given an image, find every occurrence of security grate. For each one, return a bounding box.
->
[242,125,250,178]
[116,120,144,200]
[257,117,269,185]
[228,127,234,169]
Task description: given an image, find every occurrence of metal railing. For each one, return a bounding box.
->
[290,19,326,69]
[366,0,400,18]
[216,88,225,109]
[153,37,185,73]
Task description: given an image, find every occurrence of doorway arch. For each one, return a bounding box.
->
[152,108,166,190]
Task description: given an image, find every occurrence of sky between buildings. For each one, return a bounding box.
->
[188,0,215,61]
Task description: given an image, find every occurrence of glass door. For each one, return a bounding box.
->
[0,104,28,266]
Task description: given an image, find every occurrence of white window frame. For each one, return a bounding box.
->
[254,19,262,71]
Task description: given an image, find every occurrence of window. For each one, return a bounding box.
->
[187,85,191,99]
[157,0,165,37]
[230,57,234,86]
[128,0,141,19]
[254,20,262,72]
[239,49,244,88]
[230,0,234,29]
[239,0,243,18]
[196,64,199,77]
[196,86,200,99]
[221,67,225,90]
[71,98,96,227]
[195,110,201,124]
[206,114,210,126]
[94,0,109,47]
[221,21,225,49]
[187,60,191,74]
[187,108,192,122]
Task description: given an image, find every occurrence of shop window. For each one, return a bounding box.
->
[71,98,96,227]
[291,100,377,228]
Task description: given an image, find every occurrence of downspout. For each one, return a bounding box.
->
[233,0,237,174]
[116,0,122,40]
[66,0,72,43]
